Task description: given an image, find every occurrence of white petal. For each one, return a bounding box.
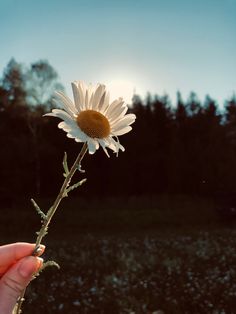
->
[84,83,93,110]
[112,126,132,136]
[106,99,122,116]
[66,132,83,142]
[118,143,125,152]
[100,91,110,114]
[66,133,82,142]
[89,92,94,109]
[85,90,89,110]
[109,136,125,153]
[58,121,76,132]
[93,84,106,109]
[71,82,84,112]
[105,137,118,153]
[84,84,93,110]
[68,130,85,141]
[44,109,74,124]
[87,139,99,154]
[98,139,110,157]
[111,114,136,132]
[97,91,106,112]
[71,125,88,140]
[67,126,88,142]
[80,81,88,92]
[77,82,86,109]
[77,81,92,110]
[109,106,128,125]
[54,91,77,116]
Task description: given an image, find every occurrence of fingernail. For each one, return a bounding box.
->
[39,244,45,251]
[36,257,44,270]
[19,257,43,278]
[33,244,45,256]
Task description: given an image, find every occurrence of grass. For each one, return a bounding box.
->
[0,195,235,313]
[0,194,220,239]
[12,229,236,314]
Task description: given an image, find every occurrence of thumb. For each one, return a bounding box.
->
[0,256,43,313]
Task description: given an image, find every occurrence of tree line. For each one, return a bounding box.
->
[0,59,236,204]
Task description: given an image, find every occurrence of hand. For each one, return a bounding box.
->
[0,242,44,314]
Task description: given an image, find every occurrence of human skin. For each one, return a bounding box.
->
[0,243,44,314]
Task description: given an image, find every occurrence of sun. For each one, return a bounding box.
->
[105,79,135,105]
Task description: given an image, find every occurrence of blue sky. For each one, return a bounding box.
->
[0,0,235,105]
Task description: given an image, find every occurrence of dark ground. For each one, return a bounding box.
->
[1,195,236,314]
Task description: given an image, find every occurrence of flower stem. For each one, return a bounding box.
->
[34,142,87,250]
[15,142,88,314]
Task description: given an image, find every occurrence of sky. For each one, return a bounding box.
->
[0,0,235,105]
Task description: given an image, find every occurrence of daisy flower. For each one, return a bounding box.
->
[45,81,136,156]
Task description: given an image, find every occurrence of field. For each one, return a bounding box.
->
[1,195,236,313]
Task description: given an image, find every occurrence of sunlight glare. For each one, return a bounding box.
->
[105,80,135,105]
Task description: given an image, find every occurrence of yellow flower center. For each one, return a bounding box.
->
[76,110,110,139]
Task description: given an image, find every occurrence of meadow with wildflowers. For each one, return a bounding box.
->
[1,196,235,314]
[24,229,236,314]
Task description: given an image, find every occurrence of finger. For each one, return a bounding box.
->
[0,256,43,313]
[0,243,45,275]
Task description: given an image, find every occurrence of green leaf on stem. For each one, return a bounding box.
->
[77,162,85,173]
[41,260,60,271]
[31,198,46,220]
[66,178,87,194]
[63,151,69,177]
